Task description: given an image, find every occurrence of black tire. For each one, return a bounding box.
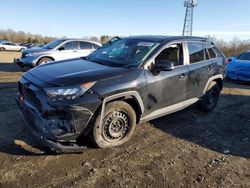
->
[0,47,5,51]
[37,57,53,65]
[23,66,30,72]
[91,101,136,148]
[199,81,221,112]
[19,48,25,52]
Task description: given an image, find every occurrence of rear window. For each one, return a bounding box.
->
[187,42,205,64]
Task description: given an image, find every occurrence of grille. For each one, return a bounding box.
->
[18,82,42,111]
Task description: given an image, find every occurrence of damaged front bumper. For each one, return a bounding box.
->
[16,92,98,153]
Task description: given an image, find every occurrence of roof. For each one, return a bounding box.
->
[55,38,101,45]
[126,35,207,43]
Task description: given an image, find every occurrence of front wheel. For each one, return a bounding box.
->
[0,47,5,51]
[37,57,53,66]
[199,81,221,112]
[91,101,136,148]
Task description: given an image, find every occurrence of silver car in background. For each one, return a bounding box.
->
[15,38,101,70]
[0,41,27,51]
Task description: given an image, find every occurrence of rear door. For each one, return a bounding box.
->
[9,43,19,51]
[79,41,95,57]
[186,41,215,99]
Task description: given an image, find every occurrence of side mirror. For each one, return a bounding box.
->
[58,47,65,51]
[155,60,175,71]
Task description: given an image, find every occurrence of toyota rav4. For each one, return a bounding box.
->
[16,36,226,153]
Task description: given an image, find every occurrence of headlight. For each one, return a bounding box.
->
[44,82,96,101]
[25,53,34,57]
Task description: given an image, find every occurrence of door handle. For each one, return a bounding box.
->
[179,73,186,79]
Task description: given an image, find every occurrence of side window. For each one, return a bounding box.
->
[63,41,79,50]
[155,43,183,67]
[92,43,100,49]
[187,42,205,64]
[203,43,210,60]
[208,46,216,59]
[80,42,93,50]
[212,46,222,58]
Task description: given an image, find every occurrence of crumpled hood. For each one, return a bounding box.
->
[26,58,128,86]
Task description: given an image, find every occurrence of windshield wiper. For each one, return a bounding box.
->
[122,63,138,68]
[89,58,109,66]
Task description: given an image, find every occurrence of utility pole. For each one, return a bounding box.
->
[182,0,198,36]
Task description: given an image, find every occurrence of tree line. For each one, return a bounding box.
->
[1,29,250,57]
[0,29,112,45]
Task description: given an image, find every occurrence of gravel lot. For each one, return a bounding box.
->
[0,52,250,187]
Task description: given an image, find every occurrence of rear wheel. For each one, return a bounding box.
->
[91,101,136,148]
[0,47,5,51]
[199,81,221,112]
[37,57,53,66]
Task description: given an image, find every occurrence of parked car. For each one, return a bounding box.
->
[16,35,226,153]
[15,38,101,70]
[0,41,26,51]
[226,51,250,81]
[19,43,44,49]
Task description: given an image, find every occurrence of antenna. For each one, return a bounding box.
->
[182,0,198,36]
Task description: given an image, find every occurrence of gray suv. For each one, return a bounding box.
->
[15,38,101,70]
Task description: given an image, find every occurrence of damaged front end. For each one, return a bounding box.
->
[16,77,101,153]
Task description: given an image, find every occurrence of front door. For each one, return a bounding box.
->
[145,43,188,115]
[54,41,80,60]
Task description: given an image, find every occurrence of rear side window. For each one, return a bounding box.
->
[80,42,93,50]
[187,42,205,64]
[212,46,223,58]
[92,43,100,49]
[203,43,217,59]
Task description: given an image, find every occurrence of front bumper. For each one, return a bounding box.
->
[16,93,95,153]
[14,56,37,68]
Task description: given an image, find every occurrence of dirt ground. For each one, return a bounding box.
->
[0,52,250,188]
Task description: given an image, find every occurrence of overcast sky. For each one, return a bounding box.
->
[0,0,249,40]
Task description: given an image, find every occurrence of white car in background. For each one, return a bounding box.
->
[15,38,101,70]
[0,41,26,51]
